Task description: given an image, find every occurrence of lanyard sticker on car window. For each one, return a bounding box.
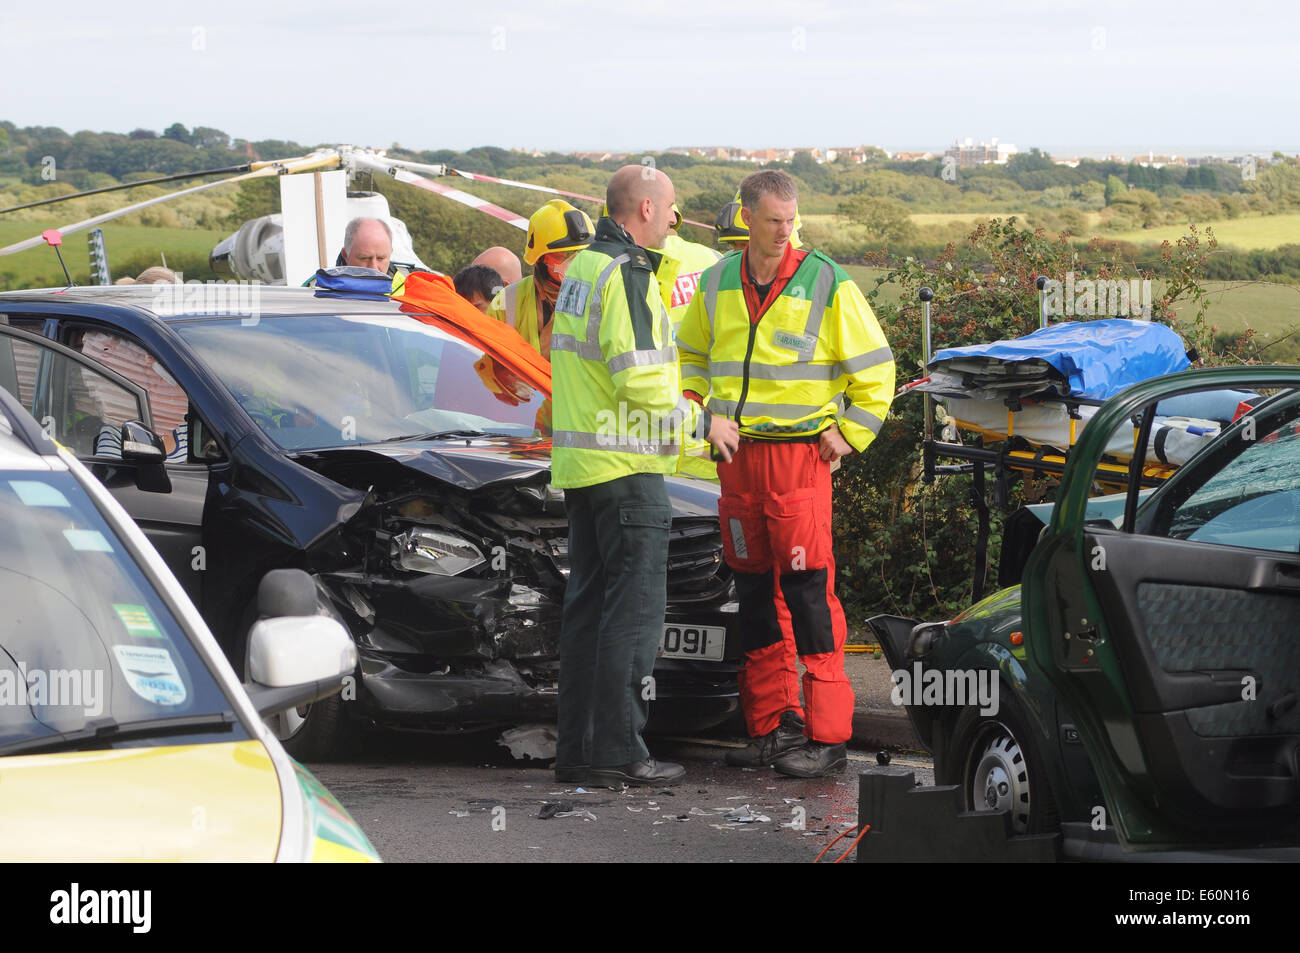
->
[63,529,113,552]
[555,278,591,317]
[8,480,70,507]
[112,644,187,706]
[113,603,164,639]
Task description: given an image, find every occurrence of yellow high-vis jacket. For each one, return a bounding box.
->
[488,276,545,355]
[550,217,708,489]
[676,249,894,453]
[653,234,723,334]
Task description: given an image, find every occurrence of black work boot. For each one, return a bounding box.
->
[773,741,848,778]
[726,710,808,767]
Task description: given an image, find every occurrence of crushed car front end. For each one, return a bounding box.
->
[293,440,740,732]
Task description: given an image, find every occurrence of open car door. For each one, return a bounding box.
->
[1024,366,1300,850]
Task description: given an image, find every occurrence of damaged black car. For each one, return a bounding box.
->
[0,286,741,758]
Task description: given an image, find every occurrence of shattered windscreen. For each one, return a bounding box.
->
[174,314,548,450]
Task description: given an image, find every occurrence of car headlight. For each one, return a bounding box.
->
[390,528,485,576]
[907,621,947,660]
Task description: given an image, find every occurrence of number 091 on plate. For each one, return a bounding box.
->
[660,623,725,661]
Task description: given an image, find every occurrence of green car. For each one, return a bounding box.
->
[869,367,1300,857]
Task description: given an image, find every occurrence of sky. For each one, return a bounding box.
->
[3,0,1297,158]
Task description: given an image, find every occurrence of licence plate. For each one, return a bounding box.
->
[660,623,725,661]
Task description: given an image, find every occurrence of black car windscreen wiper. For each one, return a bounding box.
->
[0,712,237,757]
[389,429,490,442]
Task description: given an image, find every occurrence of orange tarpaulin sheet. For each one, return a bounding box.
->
[395,271,552,398]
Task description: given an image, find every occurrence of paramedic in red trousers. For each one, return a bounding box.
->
[677,169,895,777]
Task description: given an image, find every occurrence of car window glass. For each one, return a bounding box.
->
[0,318,49,405]
[0,316,47,334]
[3,337,146,458]
[69,329,191,463]
[1139,392,1300,553]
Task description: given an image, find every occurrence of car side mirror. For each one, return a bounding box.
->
[243,568,358,718]
[248,615,356,688]
[120,420,165,464]
[120,420,172,494]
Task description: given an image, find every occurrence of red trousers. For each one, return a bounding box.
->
[717,440,853,743]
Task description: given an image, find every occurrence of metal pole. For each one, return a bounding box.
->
[919,287,935,484]
[1036,274,1048,329]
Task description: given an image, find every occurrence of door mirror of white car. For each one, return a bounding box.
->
[248,615,357,688]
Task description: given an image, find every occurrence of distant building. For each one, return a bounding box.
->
[1135,151,1186,169]
[944,137,1018,167]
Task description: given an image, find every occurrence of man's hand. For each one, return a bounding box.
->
[818,423,853,462]
[707,414,740,463]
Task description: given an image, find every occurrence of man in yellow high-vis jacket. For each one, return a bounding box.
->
[550,166,738,788]
[678,169,894,778]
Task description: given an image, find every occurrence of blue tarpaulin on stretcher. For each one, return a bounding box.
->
[930,319,1189,400]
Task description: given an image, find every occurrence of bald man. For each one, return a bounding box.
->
[472,246,523,286]
[549,165,738,788]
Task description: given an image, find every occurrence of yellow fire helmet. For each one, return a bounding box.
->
[717,190,803,248]
[524,199,594,266]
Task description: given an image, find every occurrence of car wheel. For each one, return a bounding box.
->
[948,697,1059,835]
[237,600,359,762]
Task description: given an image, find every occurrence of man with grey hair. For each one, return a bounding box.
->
[678,168,895,778]
[341,217,394,274]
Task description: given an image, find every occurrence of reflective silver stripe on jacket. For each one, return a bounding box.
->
[841,403,885,435]
[800,261,837,341]
[839,345,894,374]
[709,360,837,381]
[551,255,630,363]
[586,254,628,345]
[703,266,720,341]
[550,333,602,360]
[551,429,681,455]
[607,345,677,375]
[706,396,844,420]
[503,281,519,328]
[706,345,893,382]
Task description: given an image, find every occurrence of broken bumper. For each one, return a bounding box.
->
[343,603,741,731]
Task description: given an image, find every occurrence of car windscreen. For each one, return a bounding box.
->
[174,313,549,451]
[0,470,239,751]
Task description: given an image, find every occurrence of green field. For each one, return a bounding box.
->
[841,265,1300,360]
[908,212,1029,227]
[1107,213,1300,250]
[843,264,902,307]
[0,220,229,289]
[1172,279,1300,358]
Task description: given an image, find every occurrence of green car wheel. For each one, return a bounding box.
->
[949,697,1059,836]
